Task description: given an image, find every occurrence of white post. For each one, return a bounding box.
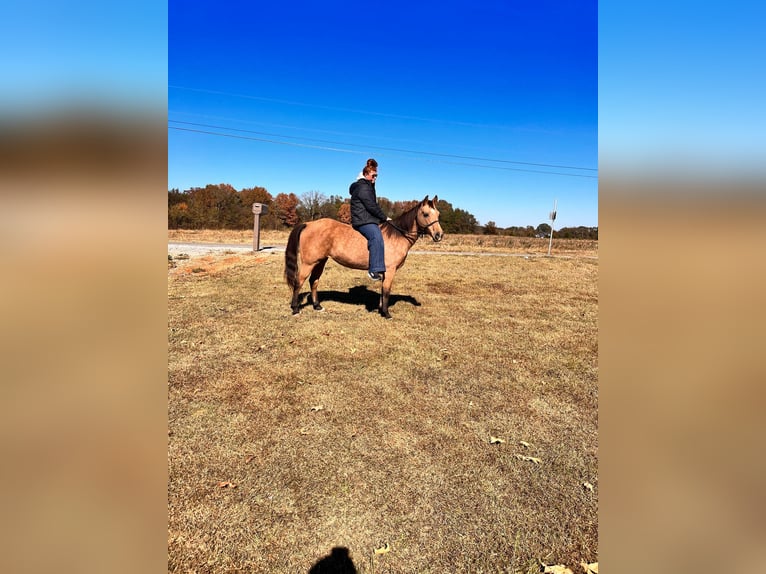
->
[547,199,557,256]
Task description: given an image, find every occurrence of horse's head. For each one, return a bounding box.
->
[417,195,444,242]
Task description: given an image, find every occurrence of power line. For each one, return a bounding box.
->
[169,121,598,179]
[169,120,596,172]
[169,84,533,130]
[169,125,597,179]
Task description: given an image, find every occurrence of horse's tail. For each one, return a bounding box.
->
[284,223,307,289]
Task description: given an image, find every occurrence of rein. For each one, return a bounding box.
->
[384,220,417,245]
[384,220,410,236]
[384,208,441,244]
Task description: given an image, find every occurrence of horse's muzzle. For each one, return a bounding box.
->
[433,232,443,242]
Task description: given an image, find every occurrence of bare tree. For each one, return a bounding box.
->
[298,190,328,221]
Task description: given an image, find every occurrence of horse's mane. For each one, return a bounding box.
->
[391,201,420,230]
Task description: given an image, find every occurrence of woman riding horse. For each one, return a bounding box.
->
[284,196,443,319]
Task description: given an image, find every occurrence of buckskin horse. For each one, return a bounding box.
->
[284,195,443,319]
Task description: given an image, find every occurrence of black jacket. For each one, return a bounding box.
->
[349,178,387,228]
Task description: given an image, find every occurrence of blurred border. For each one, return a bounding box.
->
[0,2,167,572]
[600,178,766,574]
[600,2,766,572]
[2,1,765,573]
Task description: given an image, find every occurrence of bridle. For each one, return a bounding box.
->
[385,216,441,244]
[419,219,441,231]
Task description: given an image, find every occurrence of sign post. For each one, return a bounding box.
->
[252,203,269,252]
[547,199,557,256]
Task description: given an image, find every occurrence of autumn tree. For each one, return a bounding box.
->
[377,196,394,217]
[535,223,552,237]
[438,199,477,234]
[556,226,598,239]
[168,186,492,233]
[185,184,240,229]
[274,192,299,227]
[240,186,274,228]
[168,188,190,228]
[168,200,191,228]
[391,200,418,218]
[337,202,351,224]
[484,221,499,235]
[323,194,347,220]
[504,225,535,237]
[168,188,184,208]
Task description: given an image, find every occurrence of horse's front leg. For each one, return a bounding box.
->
[378,272,395,319]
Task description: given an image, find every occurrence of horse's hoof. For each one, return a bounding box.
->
[291,309,300,316]
[313,305,324,312]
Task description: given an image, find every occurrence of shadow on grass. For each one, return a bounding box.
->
[298,285,422,313]
[308,546,357,574]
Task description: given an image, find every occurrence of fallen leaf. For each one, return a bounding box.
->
[299,428,309,435]
[583,481,594,492]
[245,455,256,464]
[519,440,531,448]
[542,564,573,574]
[374,543,390,555]
[514,454,542,464]
[580,561,598,573]
[217,481,237,489]
[489,436,506,444]
[310,405,324,412]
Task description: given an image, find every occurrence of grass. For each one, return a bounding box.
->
[168,228,598,258]
[168,237,597,573]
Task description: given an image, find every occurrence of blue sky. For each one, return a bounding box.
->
[599,2,766,179]
[169,1,598,229]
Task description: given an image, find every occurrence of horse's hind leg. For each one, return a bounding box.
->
[308,258,328,311]
[291,263,315,315]
[290,282,303,315]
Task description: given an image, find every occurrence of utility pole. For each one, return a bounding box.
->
[547,199,557,256]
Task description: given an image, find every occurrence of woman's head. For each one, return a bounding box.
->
[362,164,378,180]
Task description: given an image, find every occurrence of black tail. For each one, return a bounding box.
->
[284,223,307,290]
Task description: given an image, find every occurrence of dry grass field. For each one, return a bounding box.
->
[168,229,598,258]
[168,232,598,573]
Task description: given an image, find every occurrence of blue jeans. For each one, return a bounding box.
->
[356,223,386,273]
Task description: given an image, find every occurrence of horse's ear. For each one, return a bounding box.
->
[422,195,429,204]
[432,195,438,206]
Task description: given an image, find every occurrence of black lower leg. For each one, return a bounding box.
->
[309,281,323,311]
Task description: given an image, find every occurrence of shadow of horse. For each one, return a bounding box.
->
[297,285,422,314]
[308,546,357,574]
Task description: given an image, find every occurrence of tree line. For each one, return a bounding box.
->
[168,184,597,239]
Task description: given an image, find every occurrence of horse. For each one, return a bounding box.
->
[284,195,443,319]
